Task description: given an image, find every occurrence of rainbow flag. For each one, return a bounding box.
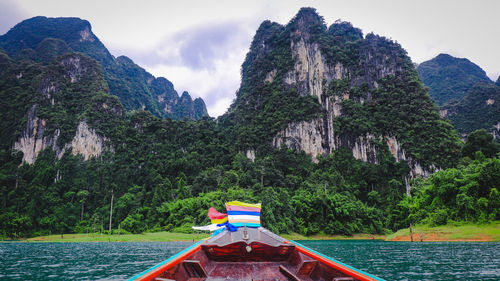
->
[225,201,261,227]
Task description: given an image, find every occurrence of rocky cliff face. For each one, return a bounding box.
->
[271,28,402,163]
[7,52,119,164]
[14,106,106,164]
[494,122,500,140]
[271,10,432,182]
[69,121,107,160]
[231,8,460,193]
[14,106,60,164]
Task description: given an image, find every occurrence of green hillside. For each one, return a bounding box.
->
[418,54,499,135]
[442,83,500,135]
[417,53,492,106]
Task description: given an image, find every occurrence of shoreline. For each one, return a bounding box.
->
[386,221,500,242]
[5,222,499,243]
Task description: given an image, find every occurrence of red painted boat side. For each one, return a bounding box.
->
[132,241,205,281]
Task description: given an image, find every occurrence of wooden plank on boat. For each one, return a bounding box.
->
[279,265,300,281]
[182,260,207,278]
[297,260,318,276]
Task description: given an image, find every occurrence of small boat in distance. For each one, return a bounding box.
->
[128,226,385,281]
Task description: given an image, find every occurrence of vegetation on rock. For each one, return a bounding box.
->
[418,54,499,136]
[417,53,492,106]
[392,133,500,229]
[0,9,497,239]
[442,83,500,136]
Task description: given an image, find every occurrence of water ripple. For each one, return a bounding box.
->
[0,241,498,280]
[299,240,500,280]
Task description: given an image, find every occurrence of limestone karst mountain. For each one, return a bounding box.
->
[418,54,499,137]
[0,16,208,120]
[1,51,122,164]
[225,8,461,192]
[417,53,492,106]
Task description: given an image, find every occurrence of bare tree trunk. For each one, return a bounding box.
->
[410,224,413,242]
[81,201,85,221]
[109,189,114,232]
[260,167,264,187]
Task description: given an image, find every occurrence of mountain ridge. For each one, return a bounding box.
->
[417,53,492,106]
[0,16,208,120]
[418,53,499,137]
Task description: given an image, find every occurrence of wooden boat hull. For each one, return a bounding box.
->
[128,227,385,281]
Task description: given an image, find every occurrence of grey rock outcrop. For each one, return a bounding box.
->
[14,106,107,164]
[14,106,62,164]
[70,121,107,160]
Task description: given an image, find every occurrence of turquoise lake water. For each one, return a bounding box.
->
[0,240,498,280]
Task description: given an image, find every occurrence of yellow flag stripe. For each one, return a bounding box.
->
[226,201,262,208]
[210,218,228,224]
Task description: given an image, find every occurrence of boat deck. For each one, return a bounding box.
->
[143,228,365,281]
[204,262,313,281]
[153,246,356,281]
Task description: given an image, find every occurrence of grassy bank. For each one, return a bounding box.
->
[387,221,500,242]
[13,222,500,242]
[22,232,385,243]
[24,232,210,242]
[282,233,386,241]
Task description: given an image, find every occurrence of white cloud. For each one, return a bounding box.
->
[146,53,243,117]
[0,0,28,35]
[126,19,253,117]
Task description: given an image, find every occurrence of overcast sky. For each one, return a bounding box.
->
[1,0,499,117]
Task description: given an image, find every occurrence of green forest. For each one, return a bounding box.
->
[1,103,498,238]
[1,8,499,239]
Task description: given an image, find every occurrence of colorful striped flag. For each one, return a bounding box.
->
[225,201,261,227]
